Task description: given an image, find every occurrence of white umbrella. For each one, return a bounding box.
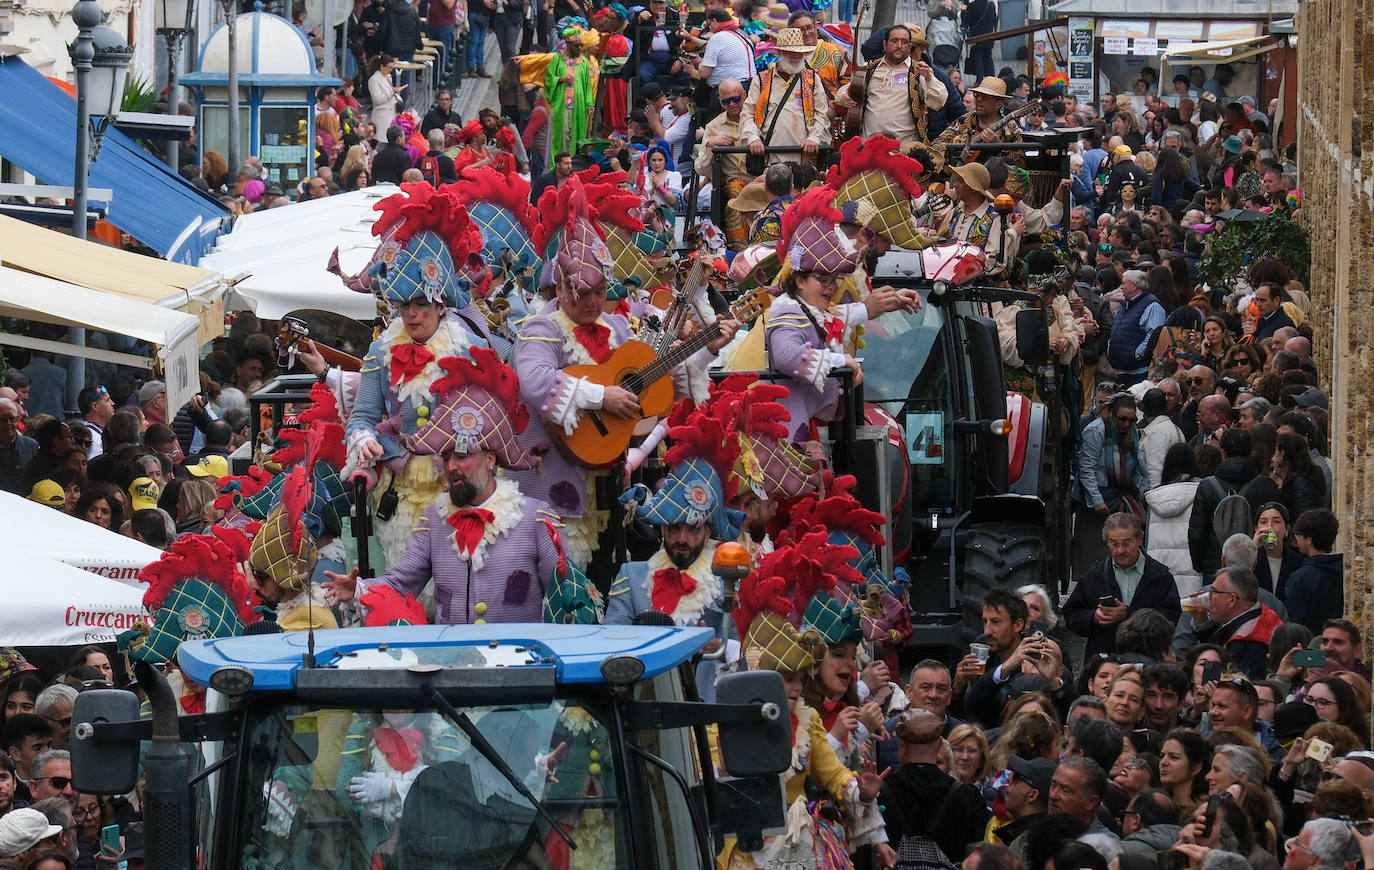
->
[0,490,161,585]
[0,551,149,646]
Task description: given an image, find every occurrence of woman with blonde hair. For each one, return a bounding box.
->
[339,143,369,180]
[947,723,991,786]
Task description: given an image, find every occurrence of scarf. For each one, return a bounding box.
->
[572,322,614,363]
[446,507,495,556]
[821,699,847,732]
[373,726,424,773]
[1103,422,1145,522]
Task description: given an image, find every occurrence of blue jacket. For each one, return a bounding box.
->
[1284,553,1344,634]
[1077,416,1147,510]
[1106,291,1166,373]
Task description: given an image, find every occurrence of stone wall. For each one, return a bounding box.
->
[1295,0,1373,652]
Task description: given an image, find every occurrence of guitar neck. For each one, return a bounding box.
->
[631,322,722,390]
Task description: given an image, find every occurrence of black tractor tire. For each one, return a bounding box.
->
[959,522,1047,634]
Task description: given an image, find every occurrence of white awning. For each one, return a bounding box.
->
[202,186,394,322]
[1160,35,1269,56]
[0,551,149,646]
[0,489,162,584]
[0,265,202,415]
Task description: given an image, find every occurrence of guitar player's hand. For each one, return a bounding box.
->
[707,318,741,354]
[602,387,642,419]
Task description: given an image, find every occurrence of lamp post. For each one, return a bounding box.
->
[157,0,196,171]
[67,0,132,411]
[223,0,239,171]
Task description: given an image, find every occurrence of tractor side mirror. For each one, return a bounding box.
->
[70,689,143,795]
[716,670,790,776]
[1015,306,1050,365]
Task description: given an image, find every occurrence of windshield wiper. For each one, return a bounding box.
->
[424,685,577,851]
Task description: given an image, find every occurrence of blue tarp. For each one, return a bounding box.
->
[0,55,229,264]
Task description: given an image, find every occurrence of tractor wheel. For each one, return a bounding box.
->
[959,523,1047,632]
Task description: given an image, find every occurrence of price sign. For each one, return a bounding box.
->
[1102,36,1128,55]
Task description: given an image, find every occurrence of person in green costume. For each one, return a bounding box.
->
[544,28,600,170]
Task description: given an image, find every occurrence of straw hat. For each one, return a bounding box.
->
[970,76,1010,98]
[949,162,994,200]
[763,3,790,36]
[728,180,773,213]
[774,27,812,54]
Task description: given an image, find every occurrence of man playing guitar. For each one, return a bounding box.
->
[935,75,1026,166]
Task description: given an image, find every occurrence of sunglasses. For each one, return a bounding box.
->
[35,775,72,790]
[720,95,742,106]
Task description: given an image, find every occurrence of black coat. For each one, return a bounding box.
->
[372,142,413,185]
[1278,469,1326,521]
[1252,307,1296,343]
[1062,554,1180,658]
[381,0,421,57]
[1186,457,1281,575]
[879,763,989,863]
[1255,546,1303,597]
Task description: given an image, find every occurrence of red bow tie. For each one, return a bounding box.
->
[373,726,424,773]
[821,699,848,732]
[650,567,698,616]
[573,322,613,363]
[447,508,495,556]
[390,343,435,386]
[825,318,845,347]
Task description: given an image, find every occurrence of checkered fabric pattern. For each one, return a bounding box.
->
[249,507,319,594]
[124,579,246,664]
[747,611,822,673]
[543,557,605,625]
[801,591,863,646]
[737,434,816,500]
[833,171,934,250]
[786,216,859,275]
[375,230,467,307]
[632,457,743,541]
[401,385,532,469]
[555,219,615,293]
[470,202,539,271]
[240,465,349,538]
[605,225,674,288]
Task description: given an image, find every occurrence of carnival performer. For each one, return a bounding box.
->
[342,184,495,562]
[934,75,1024,166]
[326,348,602,626]
[509,174,738,571]
[763,186,920,444]
[545,27,600,169]
[592,5,630,136]
[717,535,893,870]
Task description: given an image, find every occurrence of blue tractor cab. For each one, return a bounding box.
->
[71,625,790,870]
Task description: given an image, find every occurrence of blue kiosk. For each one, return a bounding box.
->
[181,8,338,191]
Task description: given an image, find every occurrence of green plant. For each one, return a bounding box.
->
[121,72,158,114]
[1198,213,1311,291]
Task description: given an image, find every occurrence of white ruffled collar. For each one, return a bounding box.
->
[380,315,474,408]
[433,477,524,571]
[644,543,720,627]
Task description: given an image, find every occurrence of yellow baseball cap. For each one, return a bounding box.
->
[28,479,66,508]
[185,455,230,480]
[128,477,161,512]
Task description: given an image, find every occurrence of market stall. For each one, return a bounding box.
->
[0,490,164,584]
[0,551,149,646]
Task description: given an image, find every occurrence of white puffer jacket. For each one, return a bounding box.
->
[1145,477,1203,597]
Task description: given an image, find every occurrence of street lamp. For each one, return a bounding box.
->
[156,0,196,170]
[67,0,132,411]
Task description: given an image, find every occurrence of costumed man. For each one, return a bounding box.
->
[545,26,600,169]
[763,185,921,446]
[786,10,848,97]
[938,161,1018,271]
[509,175,738,573]
[830,24,947,145]
[342,184,496,565]
[717,535,892,870]
[117,528,260,715]
[739,28,832,166]
[592,6,631,136]
[326,348,602,626]
[992,246,1083,396]
[825,134,939,280]
[694,77,750,250]
[934,75,1024,165]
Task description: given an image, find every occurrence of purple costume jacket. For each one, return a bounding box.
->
[763,295,868,442]
[359,479,562,624]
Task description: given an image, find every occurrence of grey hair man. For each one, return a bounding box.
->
[29,797,79,864]
[33,686,76,751]
[1237,397,1272,429]
[29,749,74,806]
[1285,818,1355,870]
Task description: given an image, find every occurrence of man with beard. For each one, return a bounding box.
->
[831,24,949,144]
[934,75,1023,165]
[739,28,831,166]
[325,349,565,624]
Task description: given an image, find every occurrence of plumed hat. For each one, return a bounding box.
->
[247,426,334,596]
[771,186,859,293]
[619,408,745,541]
[541,518,605,625]
[701,373,819,501]
[450,167,543,282]
[534,171,644,295]
[825,135,935,251]
[399,347,535,469]
[119,528,259,663]
[361,586,429,626]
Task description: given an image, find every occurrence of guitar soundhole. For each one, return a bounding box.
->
[621,375,642,394]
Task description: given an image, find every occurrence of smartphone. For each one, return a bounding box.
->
[1306,738,1334,763]
[1200,660,1222,685]
[1097,595,1120,607]
[100,824,126,870]
[1200,794,1223,838]
[1293,649,1328,668]
[1156,850,1189,870]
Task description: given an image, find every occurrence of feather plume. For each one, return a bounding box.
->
[371,183,480,266]
[428,347,530,434]
[213,465,276,511]
[824,134,925,200]
[784,474,886,549]
[532,175,644,253]
[663,411,738,484]
[775,185,845,262]
[734,548,798,644]
[138,528,258,623]
[361,586,429,626]
[279,463,311,556]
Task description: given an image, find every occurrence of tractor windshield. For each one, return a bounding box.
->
[231,699,623,870]
[857,289,942,414]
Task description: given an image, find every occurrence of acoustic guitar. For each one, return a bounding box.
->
[557,288,769,467]
[835,0,871,144]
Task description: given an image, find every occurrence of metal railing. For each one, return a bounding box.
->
[702,145,834,231]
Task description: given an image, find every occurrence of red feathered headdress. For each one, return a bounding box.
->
[532,173,644,253]
[451,166,542,243]
[734,529,861,643]
[775,185,845,262]
[824,134,926,201]
[138,527,259,623]
[361,586,429,626]
[663,409,739,488]
[783,473,886,549]
[371,182,481,267]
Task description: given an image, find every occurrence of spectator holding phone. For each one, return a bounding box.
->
[1063,512,1181,659]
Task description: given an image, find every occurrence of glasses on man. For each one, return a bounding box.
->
[720,95,742,106]
[34,775,72,790]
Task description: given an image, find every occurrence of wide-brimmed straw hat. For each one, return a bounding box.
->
[949,161,994,200]
[728,180,774,213]
[774,27,812,54]
[970,75,1010,98]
